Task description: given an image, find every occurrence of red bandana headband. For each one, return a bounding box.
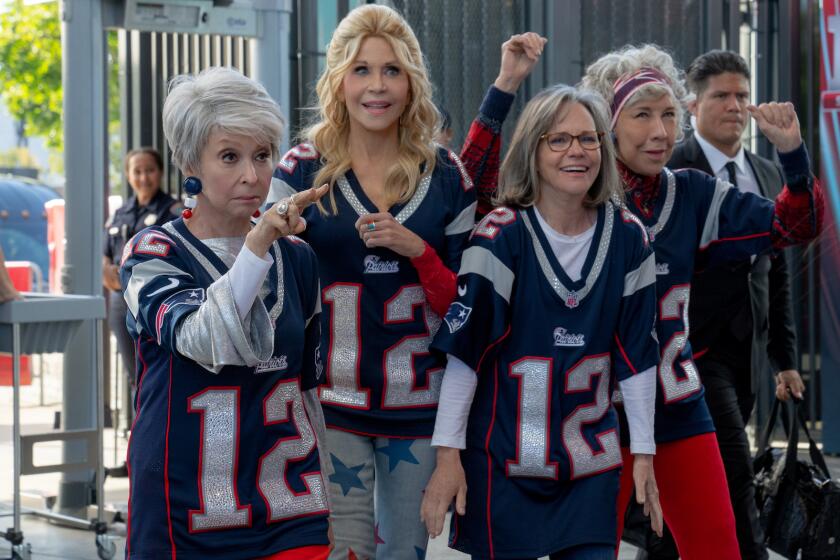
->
[610,68,672,129]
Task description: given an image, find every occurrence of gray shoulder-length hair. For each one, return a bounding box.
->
[495,84,621,209]
[162,67,285,174]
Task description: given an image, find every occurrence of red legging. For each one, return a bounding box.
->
[617,433,740,560]
[259,545,331,560]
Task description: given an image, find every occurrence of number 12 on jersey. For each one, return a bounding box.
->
[187,381,328,533]
[506,354,621,481]
[320,283,444,410]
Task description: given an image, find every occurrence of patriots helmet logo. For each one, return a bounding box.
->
[444,302,472,333]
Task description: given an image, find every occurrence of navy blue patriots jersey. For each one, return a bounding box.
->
[120,219,329,559]
[624,168,774,443]
[430,203,659,558]
[271,145,477,438]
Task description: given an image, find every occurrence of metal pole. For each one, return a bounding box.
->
[58,0,106,516]
[546,0,582,89]
[12,323,21,533]
[96,319,105,523]
[113,343,120,466]
[250,0,293,151]
[706,0,725,50]
[38,355,45,407]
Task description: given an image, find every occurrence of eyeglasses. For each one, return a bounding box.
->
[539,131,605,153]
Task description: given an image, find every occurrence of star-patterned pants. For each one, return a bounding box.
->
[324,428,435,560]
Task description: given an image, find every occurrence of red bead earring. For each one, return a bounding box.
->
[182,176,201,220]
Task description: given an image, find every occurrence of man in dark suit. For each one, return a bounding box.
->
[665,50,805,560]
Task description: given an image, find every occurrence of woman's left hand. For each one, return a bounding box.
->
[747,102,803,154]
[355,213,425,258]
[633,453,664,537]
[494,32,546,93]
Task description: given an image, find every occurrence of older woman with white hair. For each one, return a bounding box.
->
[421,84,663,560]
[120,66,331,560]
[578,44,823,560]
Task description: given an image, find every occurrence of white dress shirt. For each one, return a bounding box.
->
[693,131,762,197]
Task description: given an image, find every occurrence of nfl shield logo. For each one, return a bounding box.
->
[444,302,473,333]
[565,291,579,309]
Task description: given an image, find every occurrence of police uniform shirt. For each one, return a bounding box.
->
[103,189,179,268]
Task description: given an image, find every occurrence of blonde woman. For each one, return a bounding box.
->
[269,5,543,558]
[421,84,662,560]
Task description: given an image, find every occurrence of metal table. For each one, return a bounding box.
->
[0,293,115,560]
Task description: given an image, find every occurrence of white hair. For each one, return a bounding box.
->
[162,67,285,174]
[580,44,689,138]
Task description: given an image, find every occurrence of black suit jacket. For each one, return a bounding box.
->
[668,134,798,392]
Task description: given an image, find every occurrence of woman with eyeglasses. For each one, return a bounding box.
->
[460,43,824,560]
[420,84,663,560]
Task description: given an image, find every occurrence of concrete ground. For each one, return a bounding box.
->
[0,352,834,559]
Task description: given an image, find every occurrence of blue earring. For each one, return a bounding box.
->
[182,176,202,219]
[183,176,202,195]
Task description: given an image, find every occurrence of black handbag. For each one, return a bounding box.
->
[754,398,840,560]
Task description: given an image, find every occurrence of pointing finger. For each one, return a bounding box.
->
[293,184,330,209]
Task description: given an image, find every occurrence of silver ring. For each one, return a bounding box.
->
[367,221,376,232]
[275,199,290,216]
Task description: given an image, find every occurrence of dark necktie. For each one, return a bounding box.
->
[725,161,738,188]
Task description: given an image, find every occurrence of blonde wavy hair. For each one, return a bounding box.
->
[580,44,689,141]
[303,4,438,214]
[496,84,621,209]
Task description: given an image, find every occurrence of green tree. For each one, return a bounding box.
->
[0,0,63,148]
[0,1,122,187]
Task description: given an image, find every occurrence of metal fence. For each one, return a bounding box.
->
[379,0,709,149]
[580,0,706,71]
[116,29,252,199]
[383,0,528,150]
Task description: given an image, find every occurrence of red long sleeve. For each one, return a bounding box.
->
[771,178,825,249]
[410,241,456,317]
[458,86,515,217]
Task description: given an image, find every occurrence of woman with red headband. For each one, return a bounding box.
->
[579,45,824,560]
[463,43,823,559]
